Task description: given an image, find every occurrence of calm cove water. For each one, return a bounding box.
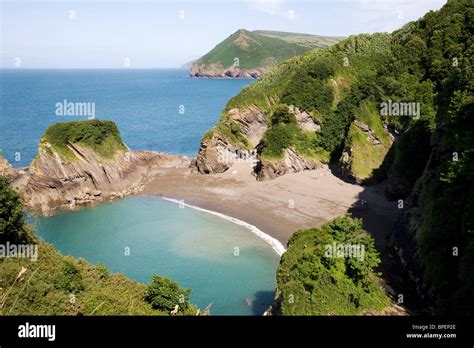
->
[32,196,280,315]
[1,69,279,315]
[0,69,252,167]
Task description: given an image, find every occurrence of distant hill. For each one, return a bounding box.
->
[253,30,345,49]
[189,29,345,78]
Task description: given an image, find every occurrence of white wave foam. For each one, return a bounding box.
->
[162,197,286,256]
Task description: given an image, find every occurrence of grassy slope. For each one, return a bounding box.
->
[276,216,390,315]
[41,120,127,161]
[203,32,392,170]
[198,29,311,69]
[253,30,346,48]
[0,240,199,315]
[0,241,167,315]
[345,101,392,180]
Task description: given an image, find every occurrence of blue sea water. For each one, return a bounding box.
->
[32,196,280,315]
[0,69,252,167]
[2,69,280,316]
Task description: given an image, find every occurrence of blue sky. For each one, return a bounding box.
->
[0,0,446,68]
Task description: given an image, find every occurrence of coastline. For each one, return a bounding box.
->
[162,196,286,256]
[143,162,399,248]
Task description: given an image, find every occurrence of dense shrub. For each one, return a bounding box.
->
[0,176,30,244]
[271,104,296,125]
[145,275,192,312]
[43,120,126,159]
[54,259,85,294]
[277,215,389,315]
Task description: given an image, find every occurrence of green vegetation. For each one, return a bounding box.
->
[0,176,32,245]
[0,177,198,315]
[376,0,473,315]
[201,0,473,315]
[276,215,390,315]
[253,30,345,49]
[42,120,127,161]
[261,123,297,158]
[197,29,327,70]
[271,104,296,125]
[260,104,322,159]
[343,101,393,180]
[203,32,394,167]
[145,275,192,312]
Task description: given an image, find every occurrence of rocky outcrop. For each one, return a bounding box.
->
[190,63,265,79]
[354,120,382,145]
[228,106,267,147]
[194,105,267,174]
[255,147,320,181]
[195,104,324,180]
[294,107,320,132]
[194,134,238,174]
[7,142,185,215]
[339,119,393,183]
[0,156,18,180]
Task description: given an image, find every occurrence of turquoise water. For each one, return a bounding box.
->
[3,69,277,315]
[0,69,252,167]
[32,196,280,315]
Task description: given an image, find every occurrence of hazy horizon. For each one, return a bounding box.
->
[1,0,446,69]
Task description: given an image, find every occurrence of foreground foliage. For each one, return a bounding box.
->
[0,177,197,315]
[276,216,390,315]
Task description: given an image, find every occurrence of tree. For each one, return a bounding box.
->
[0,175,29,244]
[145,275,192,312]
[271,104,296,125]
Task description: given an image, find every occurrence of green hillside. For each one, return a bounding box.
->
[196,29,342,70]
[276,215,390,315]
[202,0,473,314]
[0,176,198,316]
[253,30,345,48]
[41,120,127,161]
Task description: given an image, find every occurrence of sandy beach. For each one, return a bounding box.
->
[143,161,400,248]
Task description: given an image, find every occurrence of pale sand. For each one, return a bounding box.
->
[143,161,400,247]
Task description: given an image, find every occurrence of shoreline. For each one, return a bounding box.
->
[162,197,286,256]
[6,151,399,255]
[143,162,400,248]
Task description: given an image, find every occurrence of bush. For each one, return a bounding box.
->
[145,275,192,312]
[43,120,126,159]
[271,104,296,125]
[261,124,297,158]
[0,176,29,244]
[54,259,85,294]
[277,215,389,315]
[281,71,334,112]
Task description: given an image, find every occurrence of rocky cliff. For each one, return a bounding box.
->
[189,29,312,79]
[190,64,266,79]
[1,121,186,215]
[0,156,18,180]
[190,29,345,79]
[255,147,320,180]
[194,103,323,180]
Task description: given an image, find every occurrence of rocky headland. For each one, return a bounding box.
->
[1,121,186,215]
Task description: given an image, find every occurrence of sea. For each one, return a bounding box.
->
[1,69,281,315]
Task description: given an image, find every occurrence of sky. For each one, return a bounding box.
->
[0,0,447,68]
